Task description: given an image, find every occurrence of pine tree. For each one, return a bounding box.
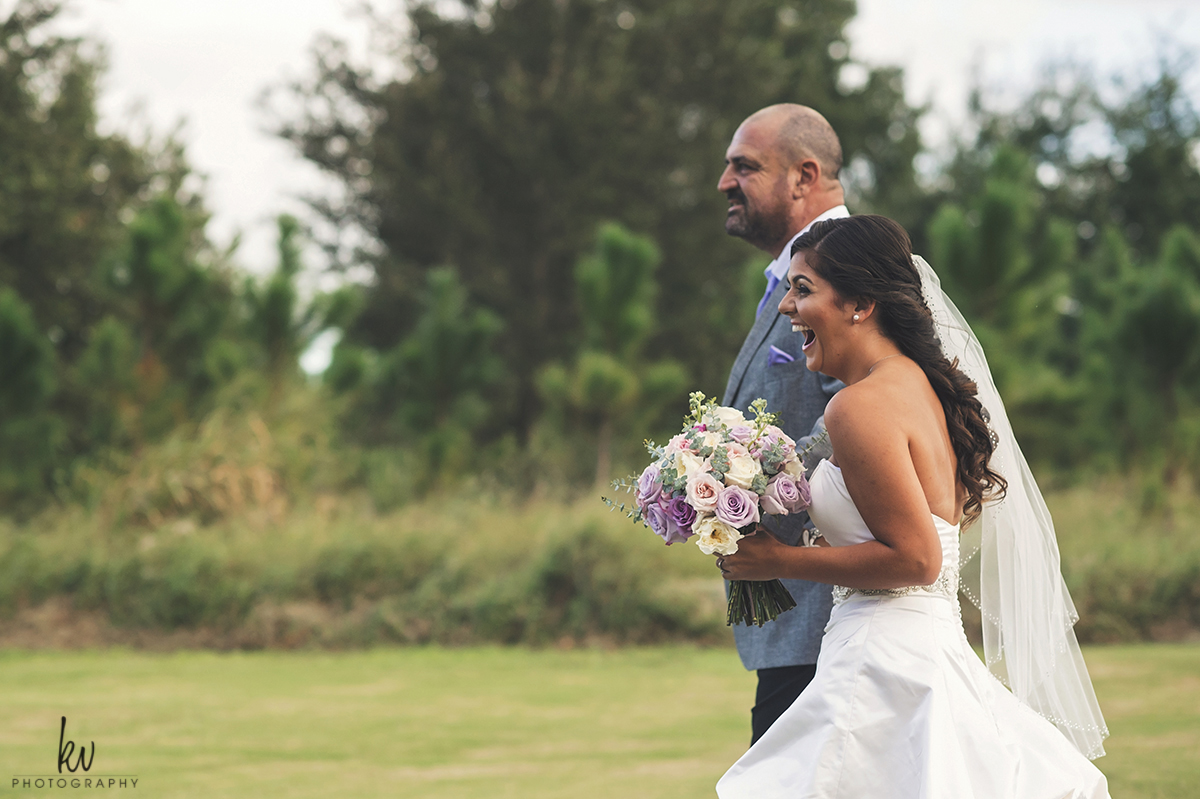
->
[0,288,62,503]
[537,223,686,486]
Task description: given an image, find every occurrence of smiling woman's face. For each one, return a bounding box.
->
[777,250,854,377]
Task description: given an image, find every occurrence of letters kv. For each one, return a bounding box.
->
[59,716,95,774]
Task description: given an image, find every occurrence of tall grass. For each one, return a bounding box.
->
[0,489,727,648]
[1050,482,1200,642]
[2,407,1199,648]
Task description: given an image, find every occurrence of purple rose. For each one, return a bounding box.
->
[795,471,812,507]
[760,491,788,516]
[764,472,810,515]
[728,424,755,444]
[751,425,796,460]
[645,497,692,545]
[665,495,697,539]
[715,485,760,529]
[644,502,670,540]
[636,463,663,508]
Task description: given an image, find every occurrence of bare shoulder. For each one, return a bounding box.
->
[825,375,907,433]
[825,380,905,462]
[825,364,930,464]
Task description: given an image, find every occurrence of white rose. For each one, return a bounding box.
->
[675,449,707,480]
[700,430,724,450]
[711,405,747,429]
[782,457,806,480]
[724,447,763,490]
[693,515,743,555]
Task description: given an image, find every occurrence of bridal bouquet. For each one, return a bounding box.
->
[604,392,818,627]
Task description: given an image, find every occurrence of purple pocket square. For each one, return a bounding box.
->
[767,345,795,365]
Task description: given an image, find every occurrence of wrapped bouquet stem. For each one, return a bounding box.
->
[725,575,798,627]
[604,392,823,627]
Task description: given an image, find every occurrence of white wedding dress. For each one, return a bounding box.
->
[717,459,1111,798]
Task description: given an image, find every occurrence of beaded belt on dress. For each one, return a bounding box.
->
[831,561,960,606]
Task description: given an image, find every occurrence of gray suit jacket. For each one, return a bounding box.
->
[723,279,842,670]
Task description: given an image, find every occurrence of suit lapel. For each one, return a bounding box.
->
[723,280,789,405]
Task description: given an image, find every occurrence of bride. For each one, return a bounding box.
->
[715,215,1111,798]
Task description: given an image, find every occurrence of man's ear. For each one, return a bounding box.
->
[791,159,821,199]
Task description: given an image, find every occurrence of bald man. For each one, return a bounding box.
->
[717,104,846,745]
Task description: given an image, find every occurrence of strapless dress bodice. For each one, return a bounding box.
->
[807,458,961,605]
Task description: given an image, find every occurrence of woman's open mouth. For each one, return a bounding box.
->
[793,322,817,350]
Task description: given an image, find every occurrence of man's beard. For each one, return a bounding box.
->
[724,189,789,250]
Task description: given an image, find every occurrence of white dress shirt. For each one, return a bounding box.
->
[764,204,851,284]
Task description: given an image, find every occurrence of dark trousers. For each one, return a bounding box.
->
[751,663,818,745]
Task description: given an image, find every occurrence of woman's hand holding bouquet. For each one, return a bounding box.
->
[604,392,823,626]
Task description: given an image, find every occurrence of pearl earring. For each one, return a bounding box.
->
[853,314,860,322]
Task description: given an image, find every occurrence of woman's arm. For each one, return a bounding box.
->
[719,385,943,588]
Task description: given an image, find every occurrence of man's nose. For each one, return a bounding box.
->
[717,167,736,193]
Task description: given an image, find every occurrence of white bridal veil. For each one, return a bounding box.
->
[914,255,1110,760]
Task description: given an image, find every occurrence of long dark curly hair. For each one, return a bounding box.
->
[792,215,1006,526]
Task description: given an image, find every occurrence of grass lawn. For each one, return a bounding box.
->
[0,644,1196,798]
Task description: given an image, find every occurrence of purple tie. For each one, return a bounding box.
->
[756,273,782,319]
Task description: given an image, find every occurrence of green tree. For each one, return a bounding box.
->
[914,53,1200,479]
[537,223,686,486]
[925,145,1088,466]
[71,315,138,450]
[1107,227,1200,486]
[245,215,306,392]
[341,267,504,480]
[1105,59,1200,252]
[243,215,357,404]
[926,147,1043,332]
[0,1,236,511]
[0,288,62,503]
[101,195,237,438]
[927,55,1200,263]
[0,0,157,357]
[273,0,923,436]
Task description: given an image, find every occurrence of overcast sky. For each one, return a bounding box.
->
[50,0,1200,277]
